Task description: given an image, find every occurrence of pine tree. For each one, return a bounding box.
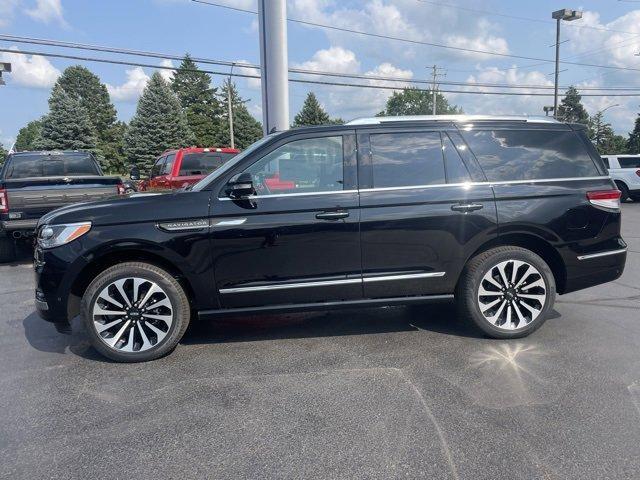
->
[378,88,462,116]
[217,81,263,149]
[124,72,194,170]
[556,86,589,125]
[101,121,128,174]
[15,119,43,151]
[0,143,7,165]
[588,111,626,154]
[293,92,331,126]
[35,85,97,151]
[171,54,223,147]
[55,66,118,164]
[628,115,640,153]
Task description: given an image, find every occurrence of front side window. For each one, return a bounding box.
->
[461,129,600,181]
[162,153,176,175]
[370,131,445,188]
[150,157,165,178]
[242,136,344,195]
[617,156,640,169]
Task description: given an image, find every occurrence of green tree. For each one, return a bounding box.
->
[589,111,627,154]
[35,85,97,151]
[628,115,640,153]
[378,88,462,116]
[101,121,128,174]
[15,119,43,151]
[124,72,194,171]
[293,92,331,126]
[0,143,7,165]
[556,86,589,125]
[217,81,263,149]
[170,54,223,147]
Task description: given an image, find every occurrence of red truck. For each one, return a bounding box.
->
[139,147,239,191]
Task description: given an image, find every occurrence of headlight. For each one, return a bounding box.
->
[38,222,92,249]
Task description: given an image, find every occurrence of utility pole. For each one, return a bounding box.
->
[429,65,446,115]
[227,64,235,149]
[258,0,290,135]
[0,62,11,86]
[551,8,582,118]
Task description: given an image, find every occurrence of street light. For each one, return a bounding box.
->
[552,8,582,118]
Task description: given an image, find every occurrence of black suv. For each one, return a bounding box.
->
[34,115,627,362]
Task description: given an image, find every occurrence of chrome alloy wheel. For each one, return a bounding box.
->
[92,277,174,353]
[476,260,547,331]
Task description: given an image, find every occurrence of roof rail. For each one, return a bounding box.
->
[346,114,560,126]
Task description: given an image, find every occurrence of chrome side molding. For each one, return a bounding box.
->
[577,248,627,261]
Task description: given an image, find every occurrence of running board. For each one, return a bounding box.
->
[197,294,454,320]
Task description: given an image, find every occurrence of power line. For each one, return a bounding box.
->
[4,33,640,92]
[191,0,640,74]
[3,47,639,97]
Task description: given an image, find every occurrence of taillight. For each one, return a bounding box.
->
[0,189,8,213]
[117,183,125,195]
[587,189,621,210]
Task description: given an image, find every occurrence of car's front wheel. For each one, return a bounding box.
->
[81,262,191,362]
[456,246,556,338]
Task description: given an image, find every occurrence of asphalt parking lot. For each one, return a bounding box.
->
[1,206,640,480]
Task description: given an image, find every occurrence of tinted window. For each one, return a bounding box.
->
[461,130,600,181]
[6,153,99,179]
[370,132,445,188]
[442,133,471,183]
[617,156,640,169]
[244,136,343,195]
[162,153,176,175]
[601,157,610,169]
[150,157,165,178]
[179,152,236,176]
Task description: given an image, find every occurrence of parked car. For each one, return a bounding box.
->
[34,115,626,362]
[600,154,640,202]
[139,147,239,192]
[0,151,122,262]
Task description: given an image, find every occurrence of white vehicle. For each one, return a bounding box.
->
[601,154,640,202]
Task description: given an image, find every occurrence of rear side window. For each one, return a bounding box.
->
[601,157,610,169]
[179,152,236,176]
[617,156,640,169]
[461,130,600,181]
[370,132,445,188]
[5,153,99,179]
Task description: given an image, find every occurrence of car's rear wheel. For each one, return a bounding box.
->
[81,262,190,362]
[456,246,556,338]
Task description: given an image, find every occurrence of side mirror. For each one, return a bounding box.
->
[129,166,140,181]
[227,172,255,199]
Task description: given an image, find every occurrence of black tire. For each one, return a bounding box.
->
[455,246,556,339]
[616,181,630,202]
[81,262,191,362]
[0,236,16,263]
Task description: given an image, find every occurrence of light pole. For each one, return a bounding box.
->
[552,9,582,118]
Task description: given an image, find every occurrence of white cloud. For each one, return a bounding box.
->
[0,47,61,88]
[0,0,20,28]
[295,47,361,75]
[234,59,261,90]
[24,0,67,27]
[158,59,176,83]
[106,67,150,102]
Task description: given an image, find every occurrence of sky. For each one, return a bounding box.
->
[1,0,640,148]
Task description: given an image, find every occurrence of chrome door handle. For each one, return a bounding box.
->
[316,210,349,220]
[451,203,483,213]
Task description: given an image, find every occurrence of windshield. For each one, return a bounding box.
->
[5,153,100,179]
[191,134,277,191]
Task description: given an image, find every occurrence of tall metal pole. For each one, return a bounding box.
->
[227,75,235,149]
[553,18,561,118]
[431,65,437,115]
[258,0,289,135]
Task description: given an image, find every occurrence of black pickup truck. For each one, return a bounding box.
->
[0,151,122,262]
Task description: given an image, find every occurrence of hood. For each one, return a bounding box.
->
[38,190,211,228]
